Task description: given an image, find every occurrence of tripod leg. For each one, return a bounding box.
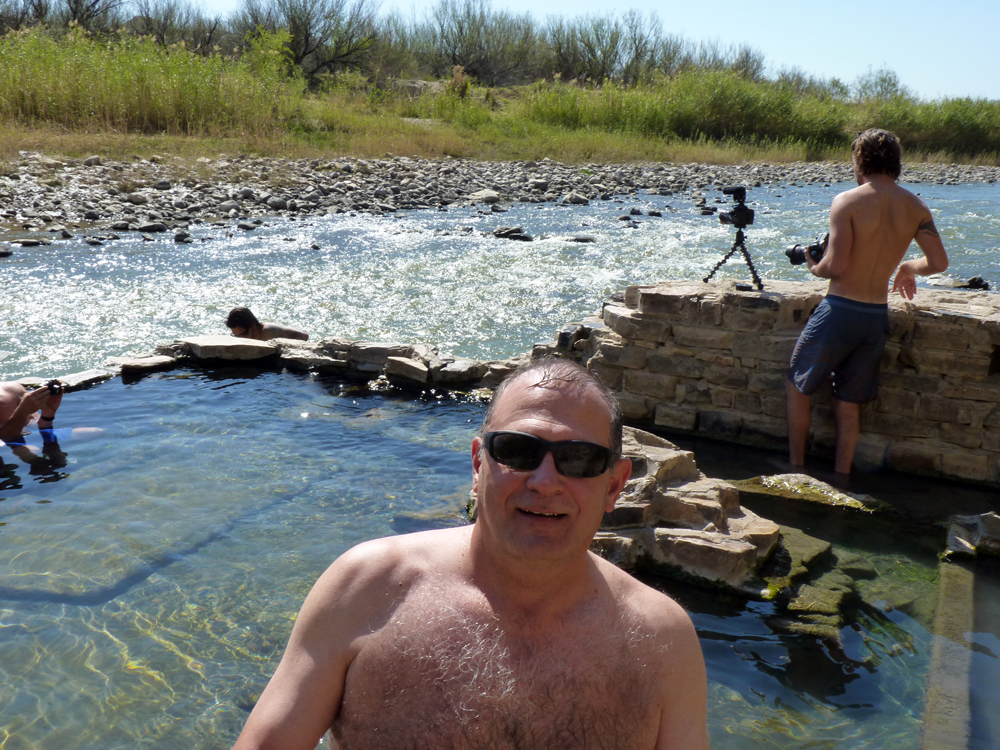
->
[739,245,764,290]
[703,245,741,284]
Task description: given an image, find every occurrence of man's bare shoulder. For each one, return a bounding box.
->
[311,527,473,612]
[591,552,695,634]
[590,551,708,747]
[832,182,877,209]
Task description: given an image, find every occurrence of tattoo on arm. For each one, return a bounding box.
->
[918,219,939,237]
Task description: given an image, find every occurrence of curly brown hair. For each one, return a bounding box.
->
[852,128,902,179]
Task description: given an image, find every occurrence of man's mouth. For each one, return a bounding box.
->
[519,509,565,518]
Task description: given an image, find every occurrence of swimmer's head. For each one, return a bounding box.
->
[226,307,262,337]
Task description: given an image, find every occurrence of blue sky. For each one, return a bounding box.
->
[200,0,998,100]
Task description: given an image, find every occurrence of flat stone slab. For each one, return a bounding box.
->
[385,356,429,384]
[180,335,276,360]
[433,358,487,383]
[106,355,177,373]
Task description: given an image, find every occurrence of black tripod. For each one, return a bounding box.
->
[703,228,764,291]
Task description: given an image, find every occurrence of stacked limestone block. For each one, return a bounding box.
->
[592,426,780,592]
[581,279,1000,485]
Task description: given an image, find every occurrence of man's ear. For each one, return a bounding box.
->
[604,457,632,513]
[471,436,484,494]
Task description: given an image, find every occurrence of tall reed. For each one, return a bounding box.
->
[0,25,304,136]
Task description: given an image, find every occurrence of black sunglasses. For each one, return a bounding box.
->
[483,431,615,478]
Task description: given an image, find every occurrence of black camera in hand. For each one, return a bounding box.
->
[785,232,829,266]
[45,379,64,396]
[718,186,755,229]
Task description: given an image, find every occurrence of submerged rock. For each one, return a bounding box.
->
[732,473,892,514]
[945,511,1000,557]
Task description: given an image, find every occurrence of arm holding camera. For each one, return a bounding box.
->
[806,192,852,280]
[0,381,63,442]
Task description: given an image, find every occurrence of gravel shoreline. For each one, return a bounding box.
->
[2,152,998,249]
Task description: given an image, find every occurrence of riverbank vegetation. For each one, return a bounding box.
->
[1,0,998,165]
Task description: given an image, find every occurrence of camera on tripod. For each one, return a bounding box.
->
[785,233,829,265]
[704,185,763,291]
[719,186,755,229]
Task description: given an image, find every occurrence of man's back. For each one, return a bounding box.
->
[827,175,939,303]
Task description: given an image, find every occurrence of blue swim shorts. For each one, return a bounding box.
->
[788,294,890,404]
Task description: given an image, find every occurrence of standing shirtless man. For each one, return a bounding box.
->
[787,129,949,476]
[233,357,710,750]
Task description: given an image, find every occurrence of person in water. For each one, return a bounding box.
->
[225,307,309,341]
[232,357,709,750]
[0,380,99,478]
[0,380,61,444]
[787,128,949,477]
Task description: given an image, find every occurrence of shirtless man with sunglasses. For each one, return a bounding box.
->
[233,357,710,750]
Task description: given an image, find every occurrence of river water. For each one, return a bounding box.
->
[2,180,999,379]
[2,181,999,749]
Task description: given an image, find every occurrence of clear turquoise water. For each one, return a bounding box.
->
[1,370,481,749]
[2,182,999,748]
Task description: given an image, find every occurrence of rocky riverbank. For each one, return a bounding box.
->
[2,151,998,248]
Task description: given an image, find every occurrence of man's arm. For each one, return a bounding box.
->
[807,192,851,280]
[0,386,56,442]
[232,540,404,750]
[891,207,949,299]
[649,594,710,750]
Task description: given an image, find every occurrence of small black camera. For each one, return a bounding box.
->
[718,186,754,229]
[785,233,829,266]
[45,379,63,396]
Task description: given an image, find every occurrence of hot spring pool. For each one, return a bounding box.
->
[2,368,997,749]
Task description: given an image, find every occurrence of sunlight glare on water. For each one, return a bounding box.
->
[4,181,997,380]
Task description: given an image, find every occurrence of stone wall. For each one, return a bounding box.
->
[572,279,1000,485]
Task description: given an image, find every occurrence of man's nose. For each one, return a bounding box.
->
[525,451,563,492]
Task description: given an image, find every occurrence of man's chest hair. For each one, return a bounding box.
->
[334,599,662,750]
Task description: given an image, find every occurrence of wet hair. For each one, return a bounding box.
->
[852,128,902,179]
[225,307,261,331]
[479,356,624,459]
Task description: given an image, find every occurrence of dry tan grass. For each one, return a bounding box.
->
[3,119,989,169]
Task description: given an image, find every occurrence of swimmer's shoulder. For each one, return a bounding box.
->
[261,323,309,341]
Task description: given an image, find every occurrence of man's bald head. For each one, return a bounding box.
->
[479,357,623,458]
